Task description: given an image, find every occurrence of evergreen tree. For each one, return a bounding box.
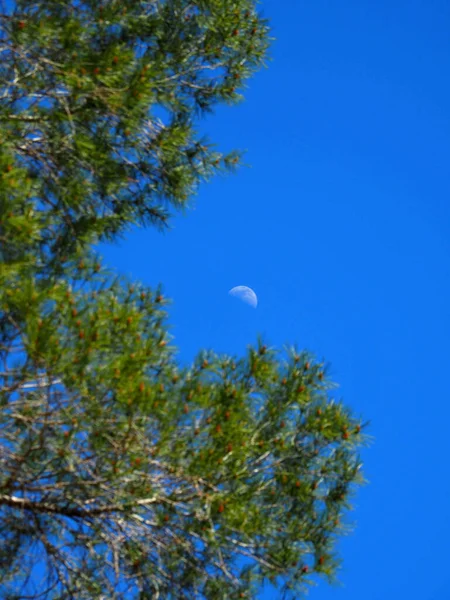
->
[0,1,367,598]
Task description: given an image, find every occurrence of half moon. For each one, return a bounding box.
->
[229,286,258,308]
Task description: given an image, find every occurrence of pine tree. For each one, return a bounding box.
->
[0,2,367,599]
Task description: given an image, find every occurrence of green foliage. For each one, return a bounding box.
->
[0,1,368,599]
[1,0,269,267]
[1,264,367,598]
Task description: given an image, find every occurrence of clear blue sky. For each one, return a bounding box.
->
[100,1,450,599]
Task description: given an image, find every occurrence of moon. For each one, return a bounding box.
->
[229,286,258,308]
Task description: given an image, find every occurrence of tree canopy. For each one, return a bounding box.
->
[0,1,367,599]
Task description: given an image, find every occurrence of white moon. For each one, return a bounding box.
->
[229,286,258,308]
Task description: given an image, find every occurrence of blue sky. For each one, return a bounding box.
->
[101,1,450,599]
